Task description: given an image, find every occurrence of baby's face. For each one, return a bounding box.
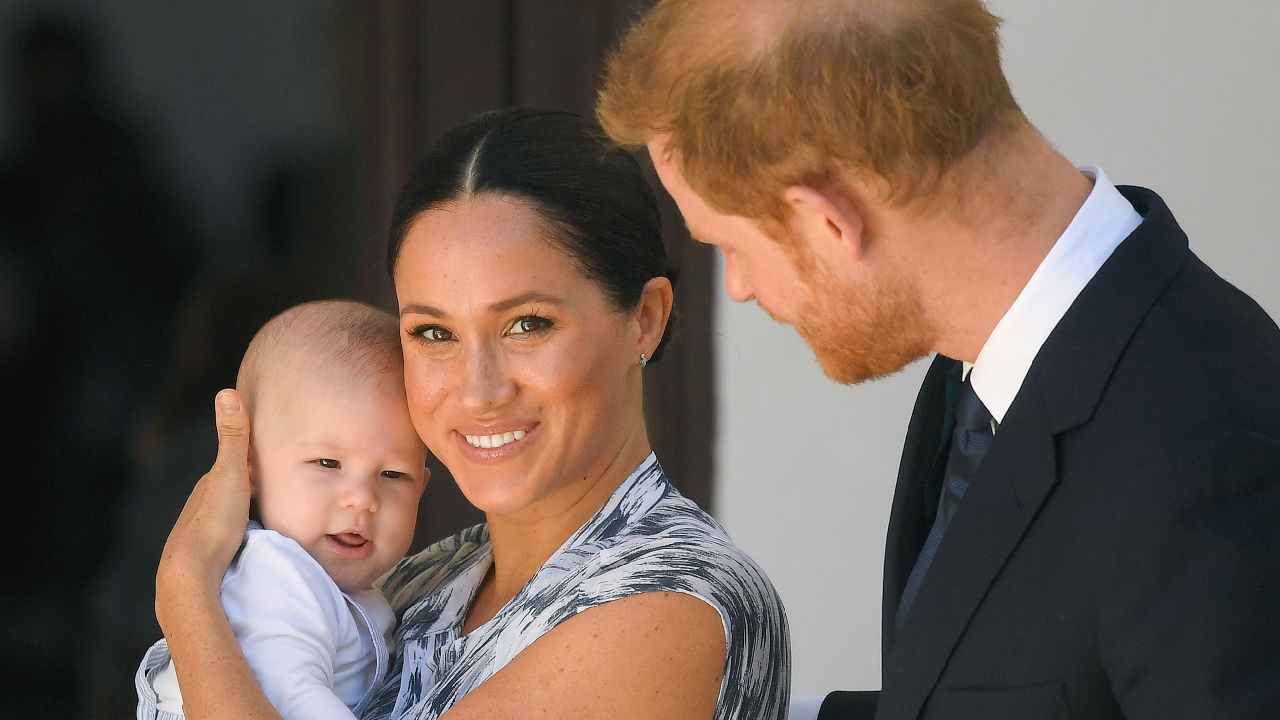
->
[251,368,428,592]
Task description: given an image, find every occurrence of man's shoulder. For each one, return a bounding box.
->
[1112,252,1280,416]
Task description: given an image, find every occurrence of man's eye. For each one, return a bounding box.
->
[314,458,340,469]
[508,316,552,336]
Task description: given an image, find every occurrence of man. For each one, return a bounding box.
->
[597,1,1280,718]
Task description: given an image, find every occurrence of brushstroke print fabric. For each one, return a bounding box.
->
[359,454,790,719]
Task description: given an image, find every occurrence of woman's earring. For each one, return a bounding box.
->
[639,352,649,369]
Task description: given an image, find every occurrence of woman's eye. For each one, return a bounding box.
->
[508,316,552,336]
[410,325,454,342]
[314,458,341,469]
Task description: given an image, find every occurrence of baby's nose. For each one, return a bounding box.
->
[340,478,379,512]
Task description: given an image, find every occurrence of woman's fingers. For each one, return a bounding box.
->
[157,389,254,626]
[212,388,251,476]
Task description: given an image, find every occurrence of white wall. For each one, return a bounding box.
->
[713,1,1280,699]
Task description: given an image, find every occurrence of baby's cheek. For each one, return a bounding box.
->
[383,495,420,553]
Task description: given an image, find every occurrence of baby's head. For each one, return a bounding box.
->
[237,300,428,592]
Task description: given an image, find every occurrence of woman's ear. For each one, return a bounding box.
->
[634,276,675,360]
[783,183,866,263]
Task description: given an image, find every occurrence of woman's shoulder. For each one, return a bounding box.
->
[569,477,791,718]
[377,523,489,612]
[577,485,786,623]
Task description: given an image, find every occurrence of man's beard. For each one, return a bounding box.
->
[791,264,932,385]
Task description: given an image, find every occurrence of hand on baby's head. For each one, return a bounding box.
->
[237,300,428,592]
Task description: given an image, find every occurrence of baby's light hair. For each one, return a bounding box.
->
[236,300,402,412]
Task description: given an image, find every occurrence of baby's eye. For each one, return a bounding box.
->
[381,469,408,480]
[507,315,552,336]
[313,458,341,469]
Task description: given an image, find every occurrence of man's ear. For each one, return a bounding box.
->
[783,184,866,262]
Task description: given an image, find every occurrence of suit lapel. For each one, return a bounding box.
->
[878,387,1058,720]
[874,186,1192,720]
[882,355,957,657]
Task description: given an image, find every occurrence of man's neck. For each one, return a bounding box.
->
[909,135,1094,364]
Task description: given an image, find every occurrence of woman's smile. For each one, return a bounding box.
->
[454,423,540,463]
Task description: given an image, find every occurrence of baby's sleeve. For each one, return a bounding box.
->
[221,533,359,720]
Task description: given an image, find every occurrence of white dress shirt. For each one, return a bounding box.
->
[966,167,1143,426]
[139,526,395,719]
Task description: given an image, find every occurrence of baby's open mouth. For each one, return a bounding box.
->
[329,532,368,548]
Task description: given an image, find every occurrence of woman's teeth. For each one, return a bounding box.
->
[465,429,527,449]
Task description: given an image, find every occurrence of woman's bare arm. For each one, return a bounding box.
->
[442,590,727,720]
[154,390,286,720]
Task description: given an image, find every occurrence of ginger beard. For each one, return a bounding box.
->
[787,242,933,386]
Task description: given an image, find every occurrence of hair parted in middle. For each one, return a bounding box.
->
[387,107,677,363]
[597,0,1025,223]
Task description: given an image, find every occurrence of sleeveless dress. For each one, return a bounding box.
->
[359,454,790,719]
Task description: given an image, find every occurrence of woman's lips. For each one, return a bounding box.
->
[455,423,538,462]
[325,532,374,559]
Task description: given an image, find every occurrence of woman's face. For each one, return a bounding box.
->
[394,194,646,520]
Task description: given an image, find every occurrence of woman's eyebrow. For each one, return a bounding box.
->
[489,291,564,313]
[400,292,565,319]
[400,303,447,318]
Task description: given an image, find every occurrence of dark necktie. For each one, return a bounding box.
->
[895,375,994,629]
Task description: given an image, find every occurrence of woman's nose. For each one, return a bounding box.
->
[459,342,516,412]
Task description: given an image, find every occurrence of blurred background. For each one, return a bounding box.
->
[0,1,1275,717]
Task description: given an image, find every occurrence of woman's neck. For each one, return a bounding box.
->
[477,428,654,621]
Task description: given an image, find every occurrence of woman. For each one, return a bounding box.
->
[153,109,789,719]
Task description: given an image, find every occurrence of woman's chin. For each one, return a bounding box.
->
[458,485,538,517]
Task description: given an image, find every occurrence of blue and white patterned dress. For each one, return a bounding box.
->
[359,453,790,719]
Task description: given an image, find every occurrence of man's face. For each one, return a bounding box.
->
[648,138,932,384]
[647,139,809,324]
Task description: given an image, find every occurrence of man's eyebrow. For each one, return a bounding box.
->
[399,292,564,319]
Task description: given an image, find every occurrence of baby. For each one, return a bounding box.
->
[136,300,429,719]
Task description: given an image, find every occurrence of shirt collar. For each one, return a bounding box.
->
[969,167,1143,424]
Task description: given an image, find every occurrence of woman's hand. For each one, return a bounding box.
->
[152,389,282,719]
[156,389,253,633]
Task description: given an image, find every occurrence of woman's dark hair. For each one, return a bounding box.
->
[387,107,675,362]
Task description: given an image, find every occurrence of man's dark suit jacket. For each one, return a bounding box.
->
[821,187,1280,719]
